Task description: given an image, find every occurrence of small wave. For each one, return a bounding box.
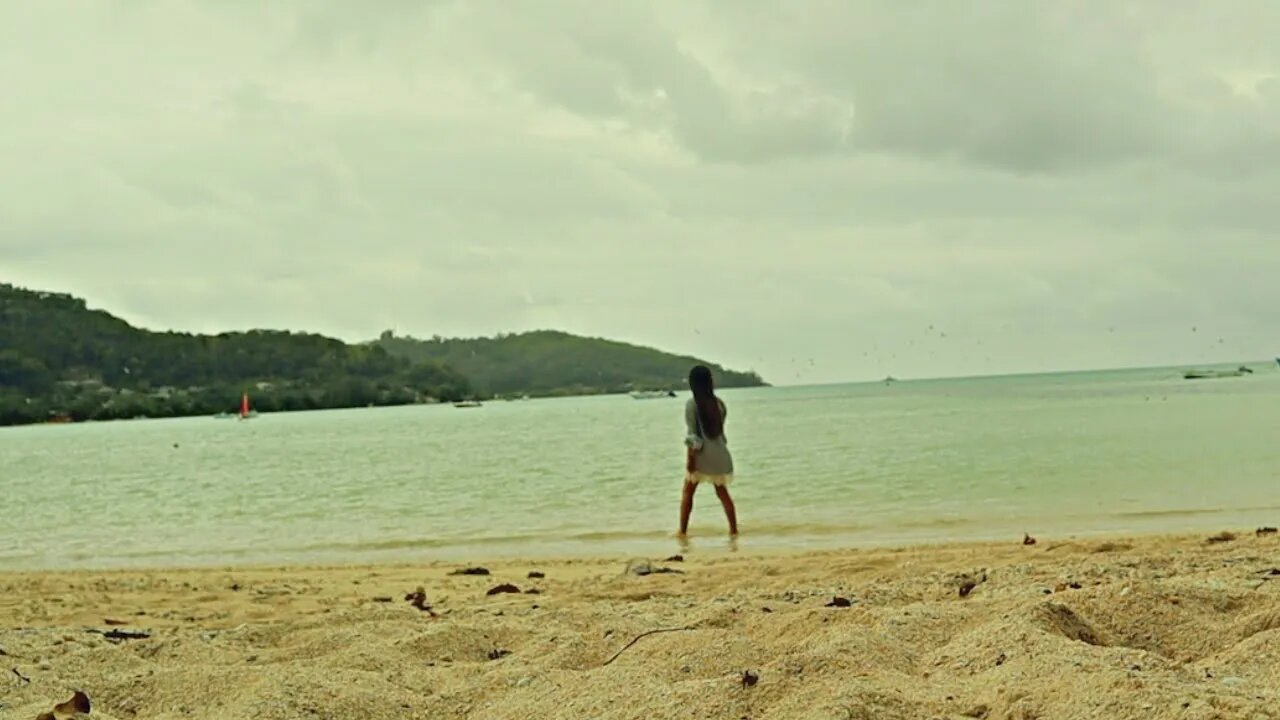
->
[1110,504,1280,520]
[249,523,885,555]
[280,535,520,554]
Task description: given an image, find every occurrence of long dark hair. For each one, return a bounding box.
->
[688,365,724,439]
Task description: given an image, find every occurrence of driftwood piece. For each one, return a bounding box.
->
[602,627,696,667]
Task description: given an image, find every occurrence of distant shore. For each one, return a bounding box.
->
[0,383,775,429]
[4,530,1279,719]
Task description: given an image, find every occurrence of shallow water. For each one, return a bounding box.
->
[3,362,1279,569]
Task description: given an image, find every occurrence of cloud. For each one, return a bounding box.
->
[1,0,1278,384]
[445,1,1280,173]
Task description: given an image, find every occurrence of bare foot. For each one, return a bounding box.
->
[728,534,739,552]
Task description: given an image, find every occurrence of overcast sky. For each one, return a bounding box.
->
[2,1,1278,384]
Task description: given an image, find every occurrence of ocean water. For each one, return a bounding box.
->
[3,363,1279,570]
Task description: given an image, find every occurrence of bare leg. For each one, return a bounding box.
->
[714,485,738,536]
[678,480,698,536]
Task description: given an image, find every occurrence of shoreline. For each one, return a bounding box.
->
[6,513,1278,573]
[0,381,774,430]
[0,527,1223,576]
[5,529,1280,718]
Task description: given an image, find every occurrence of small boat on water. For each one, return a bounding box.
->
[238,392,259,419]
[216,393,255,418]
[629,390,676,399]
[1184,366,1253,380]
[453,400,483,408]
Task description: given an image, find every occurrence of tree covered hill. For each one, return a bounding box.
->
[0,283,767,426]
[0,284,469,425]
[374,330,767,398]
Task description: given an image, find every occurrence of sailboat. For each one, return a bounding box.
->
[238,392,259,420]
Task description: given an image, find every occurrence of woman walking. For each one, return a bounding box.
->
[679,365,738,541]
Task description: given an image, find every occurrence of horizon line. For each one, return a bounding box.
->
[765,358,1277,389]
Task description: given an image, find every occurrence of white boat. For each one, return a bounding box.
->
[629,390,676,399]
[453,400,483,408]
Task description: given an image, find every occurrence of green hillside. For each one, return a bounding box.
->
[0,283,767,426]
[374,330,767,398]
[0,284,470,425]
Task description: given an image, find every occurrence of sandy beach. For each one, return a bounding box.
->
[3,531,1280,719]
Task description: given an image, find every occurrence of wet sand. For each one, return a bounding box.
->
[4,531,1280,719]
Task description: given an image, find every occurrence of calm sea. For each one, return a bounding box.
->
[3,363,1279,570]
